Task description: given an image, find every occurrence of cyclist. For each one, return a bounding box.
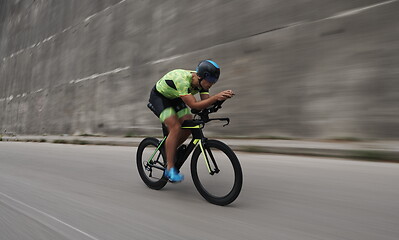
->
[147,60,234,182]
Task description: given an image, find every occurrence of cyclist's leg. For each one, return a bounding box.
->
[163,114,181,170]
[148,88,179,166]
[148,89,185,181]
[163,113,185,182]
[163,109,190,169]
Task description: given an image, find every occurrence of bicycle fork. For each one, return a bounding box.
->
[195,139,220,175]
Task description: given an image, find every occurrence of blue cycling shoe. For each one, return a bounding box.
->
[164,167,184,183]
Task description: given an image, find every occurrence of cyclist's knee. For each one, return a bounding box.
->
[169,124,181,133]
[179,114,192,124]
[164,116,181,132]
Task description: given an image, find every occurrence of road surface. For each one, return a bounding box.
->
[0,142,398,240]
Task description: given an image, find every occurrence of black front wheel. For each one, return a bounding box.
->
[191,140,243,206]
[136,137,168,190]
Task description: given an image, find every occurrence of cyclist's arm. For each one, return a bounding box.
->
[180,94,217,110]
[181,90,234,110]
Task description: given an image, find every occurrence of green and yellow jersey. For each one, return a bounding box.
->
[155,69,209,99]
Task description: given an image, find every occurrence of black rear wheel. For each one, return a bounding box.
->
[191,140,243,206]
[136,137,168,190]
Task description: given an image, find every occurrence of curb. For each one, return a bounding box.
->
[233,145,399,163]
[2,136,399,163]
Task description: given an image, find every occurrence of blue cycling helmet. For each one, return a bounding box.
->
[196,60,220,83]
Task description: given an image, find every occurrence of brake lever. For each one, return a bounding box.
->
[223,118,230,127]
[208,117,230,127]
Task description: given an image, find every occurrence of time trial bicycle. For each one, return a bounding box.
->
[136,100,243,206]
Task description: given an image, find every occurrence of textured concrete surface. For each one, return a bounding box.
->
[1,1,398,139]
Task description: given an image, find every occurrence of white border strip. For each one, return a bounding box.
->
[149,0,398,65]
[84,0,126,22]
[70,66,130,84]
[2,0,127,62]
[150,54,185,64]
[0,191,101,240]
[0,67,130,102]
[2,0,397,64]
[327,0,397,19]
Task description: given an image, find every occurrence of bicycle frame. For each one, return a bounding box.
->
[145,100,229,175]
[146,121,218,175]
[140,100,242,205]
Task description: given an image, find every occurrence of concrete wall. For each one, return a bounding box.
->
[1,0,398,139]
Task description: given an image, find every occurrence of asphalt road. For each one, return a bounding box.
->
[0,142,398,240]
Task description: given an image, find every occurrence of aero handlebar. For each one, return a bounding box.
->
[191,100,230,126]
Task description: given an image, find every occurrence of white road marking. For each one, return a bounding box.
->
[0,191,101,240]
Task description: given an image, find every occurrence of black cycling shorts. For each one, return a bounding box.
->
[148,86,190,122]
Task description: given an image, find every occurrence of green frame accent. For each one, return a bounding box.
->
[181,125,201,129]
[148,136,167,164]
[196,139,212,173]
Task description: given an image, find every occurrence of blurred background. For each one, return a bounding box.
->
[0,0,398,139]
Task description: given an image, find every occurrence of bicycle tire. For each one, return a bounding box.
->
[191,140,243,206]
[136,137,168,190]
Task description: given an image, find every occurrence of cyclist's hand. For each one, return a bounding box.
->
[215,90,235,101]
